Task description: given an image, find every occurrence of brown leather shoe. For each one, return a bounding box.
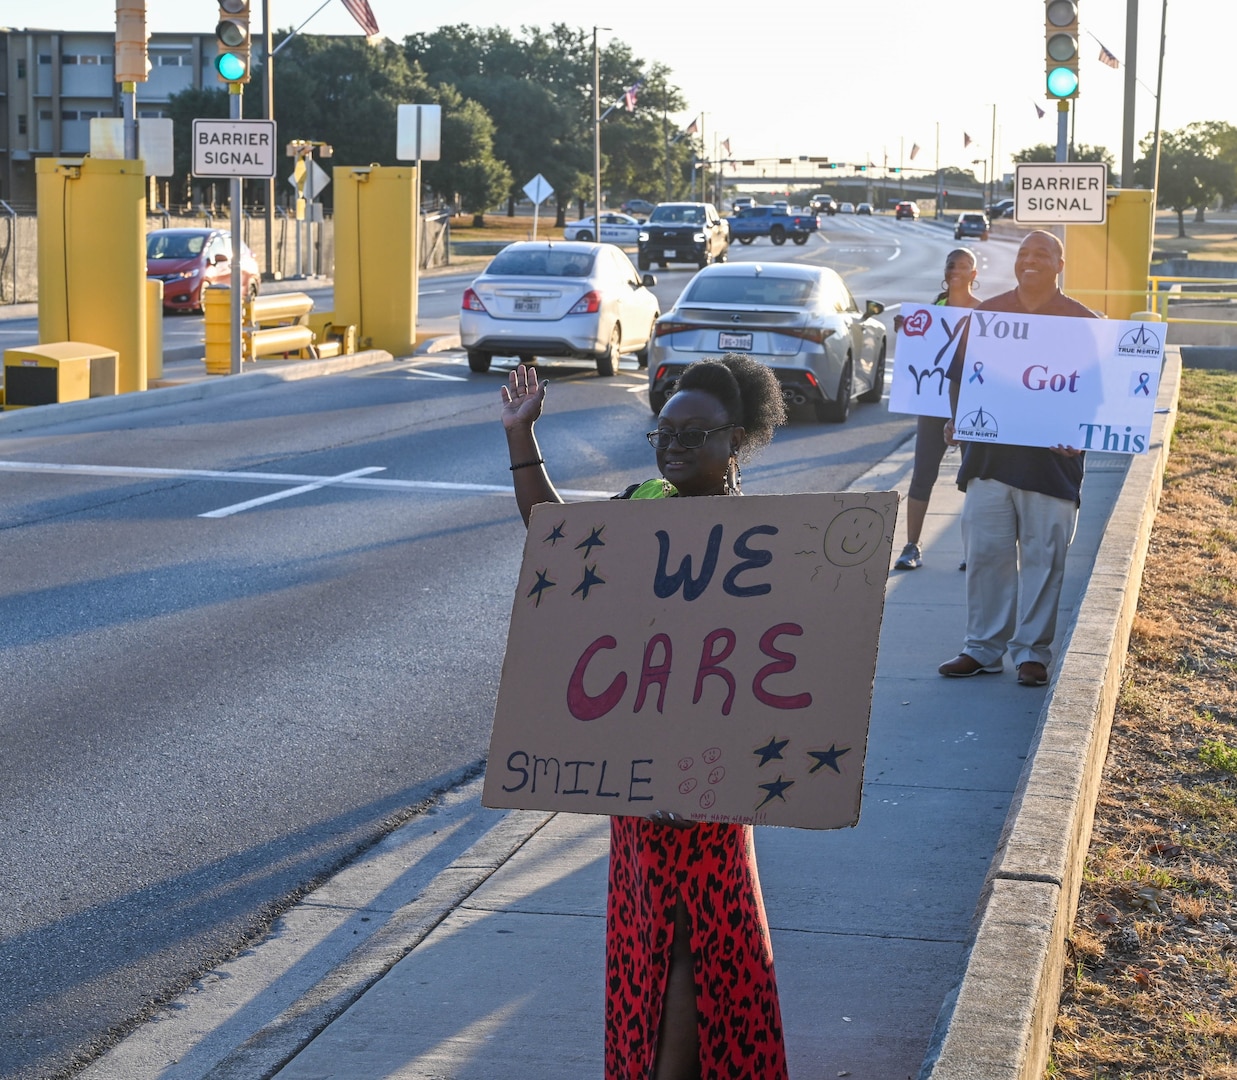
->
[1017,661,1048,686]
[938,654,1003,677]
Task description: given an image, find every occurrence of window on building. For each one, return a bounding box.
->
[38,54,52,65]
[61,55,79,64]
[102,55,113,64]
[81,55,99,65]
[18,115,28,135]
[16,58,27,78]
[39,109,53,121]
[158,54,187,66]
[61,110,79,121]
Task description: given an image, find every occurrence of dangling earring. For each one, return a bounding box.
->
[726,454,741,496]
[940,279,949,291]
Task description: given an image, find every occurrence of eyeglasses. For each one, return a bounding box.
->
[645,424,734,450]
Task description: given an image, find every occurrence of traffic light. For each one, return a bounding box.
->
[114,0,150,83]
[829,163,838,170]
[1045,0,1079,99]
[215,0,251,84]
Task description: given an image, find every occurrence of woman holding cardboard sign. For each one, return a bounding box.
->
[501,356,789,1080]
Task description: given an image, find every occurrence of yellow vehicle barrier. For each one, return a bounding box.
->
[203,287,356,373]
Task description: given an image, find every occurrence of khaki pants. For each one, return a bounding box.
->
[959,477,1078,668]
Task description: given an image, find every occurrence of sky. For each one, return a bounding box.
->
[20,0,1235,183]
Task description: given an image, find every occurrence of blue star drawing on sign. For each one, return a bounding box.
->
[575,525,606,559]
[545,521,567,545]
[755,774,795,810]
[527,569,556,607]
[753,736,790,767]
[572,564,606,599]
[807,744,852,774]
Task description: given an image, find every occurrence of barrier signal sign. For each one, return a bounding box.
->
[193,119,277,179]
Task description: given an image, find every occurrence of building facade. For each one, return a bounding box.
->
[1,27,264,207]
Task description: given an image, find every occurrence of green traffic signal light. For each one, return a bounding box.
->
[215,51,247,81]
[1046,65,1079,97]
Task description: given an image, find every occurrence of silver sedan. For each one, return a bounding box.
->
[460,241,661,377]
[646,262,887,422]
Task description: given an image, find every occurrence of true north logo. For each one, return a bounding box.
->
[1116,324,1163,359]
[955,407,1000,440]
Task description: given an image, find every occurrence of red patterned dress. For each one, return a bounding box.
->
[604,817,788,1078]
[603,479,788,1079]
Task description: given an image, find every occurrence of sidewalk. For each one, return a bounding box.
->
[76,353,1180,1080]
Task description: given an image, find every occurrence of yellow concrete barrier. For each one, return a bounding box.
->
[3,341,119,409]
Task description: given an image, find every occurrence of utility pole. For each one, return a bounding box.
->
[592,26,610,227]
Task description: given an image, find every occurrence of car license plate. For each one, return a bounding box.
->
[513,298,541,313]
[718,332,753,351]
[664,249,676,258]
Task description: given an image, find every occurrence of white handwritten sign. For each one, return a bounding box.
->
[889,304,974,418]
[483,492,898,830]
[953,313,1163,453]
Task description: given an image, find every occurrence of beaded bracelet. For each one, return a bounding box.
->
[509,458,545,471]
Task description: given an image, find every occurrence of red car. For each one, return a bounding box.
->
[146,228,260,313]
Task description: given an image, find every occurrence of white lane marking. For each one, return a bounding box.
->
[0,459,610,500]
[401,369,468,381]
[199,466,387,518]
[887,247,901,261]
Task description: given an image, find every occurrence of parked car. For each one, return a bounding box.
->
[894,200,920,221]
[838,202,856,214]
[987,198,1015,220]
[563,212,642,244]
[459,241,660,377]
[620,198,656,216]
[146,228,260,313]
[856,202,874,215]
[637,202,729,271]
[647,262,886,423]
[955,211,991,240]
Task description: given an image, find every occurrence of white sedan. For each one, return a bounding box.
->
[562,212,643,244]
[460,241,661,377]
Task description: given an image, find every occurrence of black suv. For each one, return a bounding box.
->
[638,202,729,270]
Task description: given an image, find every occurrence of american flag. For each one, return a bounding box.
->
[963,132,972,148]
[684,118,698,137]
[341,0,380,38]
[1098,43,1120,68]
[1034,101,1046,119]
[623,79,644,112]
[909,142,920,161]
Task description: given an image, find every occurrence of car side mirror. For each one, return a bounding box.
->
[865,300,885,318]
[641,273,657,288]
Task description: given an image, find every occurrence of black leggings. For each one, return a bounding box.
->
[908,415,950,502]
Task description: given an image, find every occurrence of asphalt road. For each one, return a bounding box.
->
[0,217,1017,1079]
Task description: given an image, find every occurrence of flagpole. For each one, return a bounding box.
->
[592,26,611,227]
[988,103,997,209]
[1121,0,1139,185]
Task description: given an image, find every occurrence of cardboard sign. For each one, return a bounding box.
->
[482,491,898,830]
[953,312,1164,453]
[889,304,974,418]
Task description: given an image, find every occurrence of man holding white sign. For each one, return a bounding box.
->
[939,231,1097,688]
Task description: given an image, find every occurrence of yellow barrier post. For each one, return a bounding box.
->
[36,157,148,392]
[334,164,418,356]
[1063,189,1155,320]
[146,279,164,381]
[204,286,233,375]
[3,342,119,408]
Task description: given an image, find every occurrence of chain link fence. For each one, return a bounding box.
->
[0,208,450,307]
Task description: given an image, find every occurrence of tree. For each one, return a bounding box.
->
[420,84,512,223]
[164,86,232,207]
[1134,122,1237,236]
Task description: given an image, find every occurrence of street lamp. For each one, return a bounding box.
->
[593,26,611,229]
[971,159,989,206]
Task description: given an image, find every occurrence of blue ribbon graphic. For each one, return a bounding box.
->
[1135,372,1151,396]
[969,362,984,384]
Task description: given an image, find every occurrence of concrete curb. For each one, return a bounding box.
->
[919,348,1182,1079]
[0,349,395,434]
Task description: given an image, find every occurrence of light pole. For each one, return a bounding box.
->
[593,26,611,227]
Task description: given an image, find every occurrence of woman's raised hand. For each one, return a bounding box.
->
[500,364,547,430]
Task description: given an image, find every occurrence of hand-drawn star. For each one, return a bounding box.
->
[527,569,556,607]
[753,736,790,767]
[575,526,606,559]
[544,521,567,545]
[807,744,852,774]
[572,563,605,599]
[755,774,795,810]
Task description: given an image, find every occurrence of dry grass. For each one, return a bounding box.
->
[1154,212,1237,260]
[1048,369,1237,1079]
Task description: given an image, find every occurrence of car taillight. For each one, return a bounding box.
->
[653,321,687,338]
[462,288,487,312]
[568,290,602,314]
[782,326,835,344]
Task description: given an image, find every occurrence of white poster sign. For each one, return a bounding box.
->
[953,313,1163,454]
[888,304,973,418]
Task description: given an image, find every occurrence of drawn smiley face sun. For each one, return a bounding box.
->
[822,507,886,567]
